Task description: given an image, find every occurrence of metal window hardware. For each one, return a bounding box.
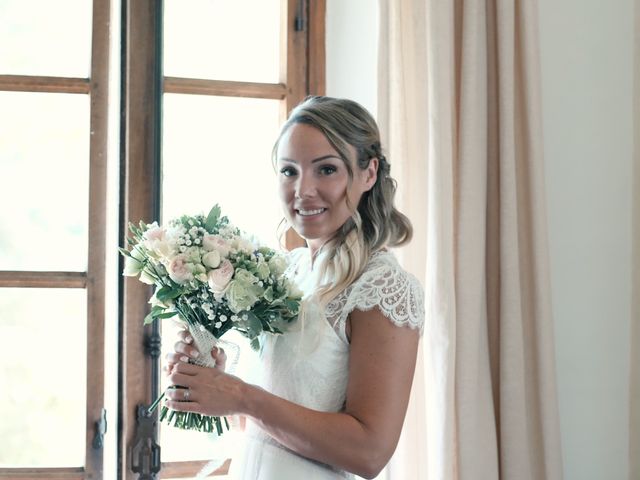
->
[131,404,161,479]
[92,408,107,450]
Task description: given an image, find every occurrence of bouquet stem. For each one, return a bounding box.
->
[147,389,230,434]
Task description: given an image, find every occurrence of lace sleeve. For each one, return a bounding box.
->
[326,252,425,342]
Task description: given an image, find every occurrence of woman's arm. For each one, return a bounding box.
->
[165,307,419,479]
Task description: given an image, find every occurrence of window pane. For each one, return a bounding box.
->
[164,0,280,83]
[162,94,283,248]
[0,288,87,467]
[161,93,281,462]
[0,92,90,271]
[159,322,255,463]
[0,1,92,77]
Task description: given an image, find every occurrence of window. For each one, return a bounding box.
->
[0,0,323,478]
[0,0,110,479]
[120,0,324,478]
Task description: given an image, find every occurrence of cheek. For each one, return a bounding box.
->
[278,181,293,206]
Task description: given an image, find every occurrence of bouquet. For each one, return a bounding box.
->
[120,205,302,433]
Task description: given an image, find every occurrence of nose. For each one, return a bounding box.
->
[295,172,317,199]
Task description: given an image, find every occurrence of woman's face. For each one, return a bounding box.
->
[276,123,377,253]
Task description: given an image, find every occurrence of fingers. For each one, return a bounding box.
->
[174,335,201,360]
[164,398,201,412]
[164,389,202,412]
[211,347,227,371]
[165,386,194,402]
[164,330,200,376]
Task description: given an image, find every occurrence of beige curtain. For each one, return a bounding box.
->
[377,1,563,478]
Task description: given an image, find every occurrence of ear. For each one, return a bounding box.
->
[364,157,379,191]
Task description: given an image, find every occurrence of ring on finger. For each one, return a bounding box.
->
[184,389,191,401]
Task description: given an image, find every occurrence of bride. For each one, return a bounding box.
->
[164,96,424,479]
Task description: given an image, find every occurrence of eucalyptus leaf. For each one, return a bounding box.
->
[205,205,221,232]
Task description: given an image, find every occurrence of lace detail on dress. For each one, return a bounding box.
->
[325,251,425,344]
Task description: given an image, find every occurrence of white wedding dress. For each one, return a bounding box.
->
[228,248,424,480]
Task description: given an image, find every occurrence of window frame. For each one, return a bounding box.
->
[0,0,111,478]
[119,0,325,478]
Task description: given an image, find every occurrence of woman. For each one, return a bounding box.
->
[164,96,424,479]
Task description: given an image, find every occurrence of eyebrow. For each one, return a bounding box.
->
[278,154,342,164]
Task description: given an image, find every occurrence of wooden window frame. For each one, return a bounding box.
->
[0,0,111,479]
[119,0,325,478]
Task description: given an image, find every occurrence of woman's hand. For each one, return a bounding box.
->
[163,328,243,417]
[164,329,227,375]
[164,358,246,417]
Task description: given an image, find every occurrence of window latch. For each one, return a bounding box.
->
[92,408,107,450]
[131,404,161,478]
[295,0,305,31]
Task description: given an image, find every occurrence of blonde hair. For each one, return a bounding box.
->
[274,96,412,306]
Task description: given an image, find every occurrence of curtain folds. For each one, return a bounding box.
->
[378,1,563,478]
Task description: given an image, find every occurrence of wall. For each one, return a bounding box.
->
[325,1,635,479]
[325,0,378,115]
[539,1,634,478]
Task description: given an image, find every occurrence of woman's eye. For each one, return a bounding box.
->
[319,165,337,176]
[280,166,297,177]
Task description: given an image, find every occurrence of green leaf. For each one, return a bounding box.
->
[156,311,178,319]
[156,285,181,302]
[246,311,263,337]
[118,247,131,257]
[205,205,221,231]
[250,337,261,350]
[143,311,155,325]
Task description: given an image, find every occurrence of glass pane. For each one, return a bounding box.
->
[162,94,283,248]
[160,93,282,462]
[0,288,87,467]
[0,1,92,77]
[164,0,280,83]
[0,92,90,271]
[159,322,256,463]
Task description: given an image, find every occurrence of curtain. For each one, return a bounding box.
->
[377,1,563,478]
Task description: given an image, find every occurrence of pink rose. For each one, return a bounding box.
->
[144,223,165,242]
[167,254,193,284]
[207,259,234,294]
[143,223,175,259]
[202,234,231,257]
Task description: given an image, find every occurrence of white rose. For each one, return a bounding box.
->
[268,255,288,276]
[207,259,234,294]
[202,250,221,269]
